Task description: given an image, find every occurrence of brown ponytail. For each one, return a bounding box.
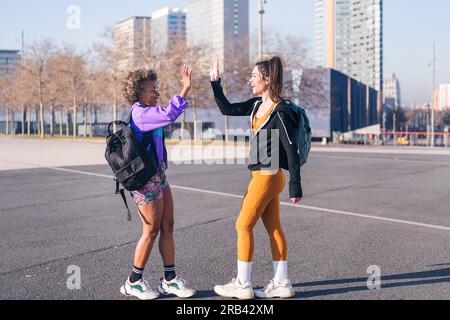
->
[256,56,285,102]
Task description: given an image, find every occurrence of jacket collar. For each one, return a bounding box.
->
[249,100,283,137]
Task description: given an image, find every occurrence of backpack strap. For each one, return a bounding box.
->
[126,108,133,125]
[115,178,132,221]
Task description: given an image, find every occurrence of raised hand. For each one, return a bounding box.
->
[209,59,220,81]
[180,64,192,98]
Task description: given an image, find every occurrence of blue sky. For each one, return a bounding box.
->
[0,0,449,106]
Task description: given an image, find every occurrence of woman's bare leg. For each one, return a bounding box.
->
[133,199,164,268]
[159,187,175,266]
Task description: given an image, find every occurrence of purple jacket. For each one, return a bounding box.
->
[129,96,187,169]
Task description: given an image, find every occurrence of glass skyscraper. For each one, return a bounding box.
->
[187,0,249,73]
[151,7,187,54]
[315,0,383,91]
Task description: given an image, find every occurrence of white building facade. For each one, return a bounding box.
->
[0,50,21,74]
[151,7,187,54]
[315,0,383,91]
[187,0,249,73]
[114,16,151,71]
[383,73,401,108]
[439,84,450,111]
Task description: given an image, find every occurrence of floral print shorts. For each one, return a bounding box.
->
[129,164,169,205]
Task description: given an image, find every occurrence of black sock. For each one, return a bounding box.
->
[130,266,144,283]
[164,265,176,281]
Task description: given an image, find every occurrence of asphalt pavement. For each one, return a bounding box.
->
[1,138,450,300]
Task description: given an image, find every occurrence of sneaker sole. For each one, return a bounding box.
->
[158,285,195,298]
[119,285,129,297]
[214,287,254,300]
[254,291,295,299]
[120,285,159,300]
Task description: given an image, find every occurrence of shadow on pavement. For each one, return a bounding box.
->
[292,267,450,299]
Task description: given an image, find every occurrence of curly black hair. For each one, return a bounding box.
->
[122,68,158,105]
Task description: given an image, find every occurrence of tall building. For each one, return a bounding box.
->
[151,7,187,54]
[383,73,401,108]
[114,16,151,71]
[439,84,450,111]
[315,0,383,91]
[187,0,249,73]
[0,50,21,74]
[301,68,379,140]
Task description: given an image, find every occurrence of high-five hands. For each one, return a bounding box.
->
[209,59,220,81]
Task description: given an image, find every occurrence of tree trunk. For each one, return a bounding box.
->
[192,100,198,142]
[5,108,9,135]
[59,106,63,136]
[21,106,25,135]
[224,115,229,143]
[38,77,45,139]
[27,106,31,135]
[89,105,93,138]
[66,108,70,137]
[39,104,44,137]
[181,112,186,140]
[11,110,15,135]
[73,98,77,140]
[113,84,117,133]
[36,106,40,136]
[50,105,54,137]
[83,105,87,138]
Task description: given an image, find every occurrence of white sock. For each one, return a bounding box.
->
[273,261,288,283]
[237,260,252,285]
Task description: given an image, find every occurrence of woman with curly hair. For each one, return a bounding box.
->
[119,65,196,300]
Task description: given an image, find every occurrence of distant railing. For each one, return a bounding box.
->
[336,130,450,147]
[380,131,450,148]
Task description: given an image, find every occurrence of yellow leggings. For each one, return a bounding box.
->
[236,169,287,262]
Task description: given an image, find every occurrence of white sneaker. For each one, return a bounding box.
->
[158,276,196,298]
[119,278,159,300]
[214,278,255,300]
[254,279,295,299]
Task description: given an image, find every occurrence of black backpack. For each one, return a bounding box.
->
[105,111,158,221]
[279,101,312,167]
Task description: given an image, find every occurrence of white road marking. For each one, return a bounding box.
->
[310,154,450,166]
[42,166,450,232]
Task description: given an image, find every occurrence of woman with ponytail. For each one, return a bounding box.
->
[210,57,302,299]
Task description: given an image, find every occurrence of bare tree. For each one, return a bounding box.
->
[135,30,214,141]
[21,39,56,138]
[221,36,253,142]
[46,52,63,137]
[56,45,87,140]
[8,63,36,135]
[84,57,106,138]
[92,26,127,133]
[247,29,329,113]
[0,73,13,135]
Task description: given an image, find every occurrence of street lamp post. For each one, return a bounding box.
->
[431,42,436,147]
[258,0,266,60]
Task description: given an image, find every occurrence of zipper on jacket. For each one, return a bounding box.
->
[277,112,293,145]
